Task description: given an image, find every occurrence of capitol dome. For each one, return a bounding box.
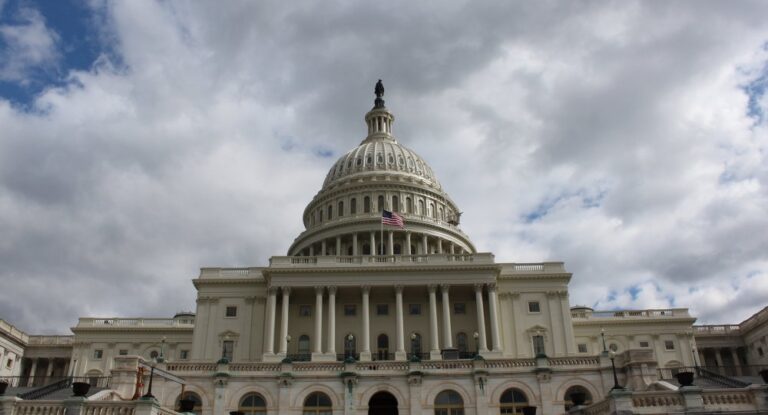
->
[288,81,475,257]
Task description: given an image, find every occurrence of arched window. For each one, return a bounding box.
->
[303,392,332,415]
[392,196,399,212]
[406,197,413,213]
[377,195,385,212]
[338,201,344,217]
[298,335,310,360]
[327,205,332,220]
[149,350,159,359]
[456,332,468,355]
[564,386,592,411]
[439,207,444,220]
[410,333,422,358]
[350,198,357,214]
[377,334,389,360]
[430,202,436,218]
[434,390,464,415]
[418,200,425,215]
[176,392,202,415]
[239,393,267,415]
[364,197,371,213]
[500,388,528,414]
[318,209,323,223]
[344,334,357,359]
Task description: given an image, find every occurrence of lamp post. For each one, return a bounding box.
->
[141,358,157,399]
[473,331,479,356]
[158,336,166,363]
[410,333,420,362]
[609,350,624,391]
[346,334,355,361]
[600,328,607,353]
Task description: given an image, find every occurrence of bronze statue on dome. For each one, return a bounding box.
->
[374,79,385,108]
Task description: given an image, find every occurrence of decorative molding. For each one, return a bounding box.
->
[327,286,337,295]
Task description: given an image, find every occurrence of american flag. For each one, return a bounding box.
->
[381,210,405,228]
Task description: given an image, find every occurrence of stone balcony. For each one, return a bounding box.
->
[75,317,195,328]
[693,324,742,336]
[27,336,73,346]
[269,252,495,268]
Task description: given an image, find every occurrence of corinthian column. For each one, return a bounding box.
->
[475,284,489,353]
[441,285,453,348]
[279,287,291,355]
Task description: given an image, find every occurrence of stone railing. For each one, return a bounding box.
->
[482,359,536,368]
[76,318,194,328]
[290,362,345,372]
[164,362,217,372]
[503,262,567,273]
[269,253,495,268]
[631,392,683,409]
[571,308,689,320]
[573,388,767,414]
[228,363,281,372]
[549,356,601,367]
[13,401,67,415]
[27,335,74,345]
[420,360,474,370]
[693,324,741,335]
[199,267,264,278]
[355,361,409,371]
[82,402,137,415]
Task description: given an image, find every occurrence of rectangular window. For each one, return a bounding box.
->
[409,304,422,315]
[528,301,541,313]
[758,347,764,357]
[118,349,128,356]
[225,306,237,317]
[376,304,389,316]
[577,343,588,353]
[532,335,546,356]
[664,340,675,350]
[453,303,466,314]
[93,349,103,359]
[639,341,650,348]
[222,340,234,361]
[344,304,357,316]
[179,350,189,360]
[299,305,312,317]
[6,358,12,368]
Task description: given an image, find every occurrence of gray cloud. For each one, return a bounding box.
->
[1,1,768,332]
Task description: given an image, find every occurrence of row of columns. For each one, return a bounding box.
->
[263,283,503,361]
[302,231,466,257]
[698,347,744,376]
[23,358,69,386]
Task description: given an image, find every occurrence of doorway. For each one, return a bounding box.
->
[368,391,398,415]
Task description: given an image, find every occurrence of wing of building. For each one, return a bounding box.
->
[3,83,768,414]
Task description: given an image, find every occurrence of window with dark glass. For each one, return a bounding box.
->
[303,392,332,415]
[298,335,310,357]
[392,196,399,212]
[338,201,343,217]
[225,306,238,317]
[364,197,371,213]
[453,303,466,314]
[350,198,357,214]
[434,390,464,415]
[377,195,385,211]
[239,393,267,415]
[533,335,545,356]
[222,340,234,361]
[344,305,357,316]
[409,304,421,315]
[376,304,389,316]
[564,386,592,411]
[499,388,528,414]
[528,301,540,313]
[177,392,202,415]
[299,305,311,317]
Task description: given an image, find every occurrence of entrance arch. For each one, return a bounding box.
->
[368,391,398,415]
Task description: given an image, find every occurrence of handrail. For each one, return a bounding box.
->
[18,378,71,400]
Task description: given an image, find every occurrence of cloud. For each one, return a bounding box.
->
[0,6,59,83]
[0,1,768,333]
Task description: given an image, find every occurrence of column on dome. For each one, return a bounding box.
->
[336,237,341,256]
[352,233,358,256]
[450,242,455,254]
[321,240,327,256]
[422,234,428,254]
[405,232,412,256]
[474,284,489,353]
[441,285,453,348]
[370,232,376,256]
[360,286,372,361]
[327,287,337,357]
[309,245,314,256]
[387,231,394,255]
[279,287,291,355]
[437,239,443,254]
[428,285,441,359]
[395,285,406,360]
[312,287,324,357]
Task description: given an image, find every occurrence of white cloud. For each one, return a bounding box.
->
[0,1,767,332]
[0,6,59,83]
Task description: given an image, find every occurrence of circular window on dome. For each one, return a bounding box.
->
[356,158,362,167]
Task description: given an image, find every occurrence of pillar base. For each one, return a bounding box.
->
[262,353,283,363]
[429,350,443,360]
[395,351,408,361]
[312,353,336,362]
[359,352,372,362]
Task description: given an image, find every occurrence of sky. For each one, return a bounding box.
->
[1,1,767,334]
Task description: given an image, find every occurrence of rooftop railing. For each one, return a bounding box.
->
[571,308,690,319]
[76,318,194,328]
[0,319,29,343]
[269,253,495,268]
[27,335,74,345]
[693,324,741,335]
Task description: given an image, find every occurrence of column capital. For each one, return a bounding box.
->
[315,286,325,295]
[395,285,404,294]
[267,287,278,295]
[474,283,484,293]
[327,286,337,295]
[440,284,450,293]
[487,283,497,293]
[282,287,291,296]
[428,284,438,294]
[361,285,371,294]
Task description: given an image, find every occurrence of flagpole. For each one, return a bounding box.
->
[380,210,384,256]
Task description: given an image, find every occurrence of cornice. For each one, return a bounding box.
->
[193,278,267,287]
[497,273,572,280]
[265,264,500,275]
[71,327,194,333]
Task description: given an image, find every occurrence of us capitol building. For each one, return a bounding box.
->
[2,82,768,415]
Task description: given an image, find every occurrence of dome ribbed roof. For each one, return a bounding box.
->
[322,138,442,190]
